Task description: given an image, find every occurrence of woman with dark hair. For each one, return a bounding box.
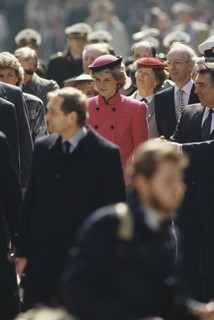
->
[87,54,148,178]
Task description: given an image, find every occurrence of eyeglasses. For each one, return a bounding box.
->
[166,60,190,67]
[24,69,34,75]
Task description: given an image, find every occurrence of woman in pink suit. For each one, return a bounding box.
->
[87,55,148,176]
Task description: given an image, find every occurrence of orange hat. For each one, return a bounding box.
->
[136,57,165,69]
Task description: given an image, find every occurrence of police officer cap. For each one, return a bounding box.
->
[132,28,160,42]
[64,74,93,87]
[15,28,42,46]
[163,30,191,48]
[136,57,165,70]
[65,23,92,37]
[171,2,193,15]
[87,30,113,43]
[88,55,122,72]
[198,39,214,61]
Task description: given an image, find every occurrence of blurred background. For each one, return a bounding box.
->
[0,0,213,63]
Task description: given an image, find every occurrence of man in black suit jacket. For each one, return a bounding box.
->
[0,132,22,320]
[155,42,199,139]
[46,23,92,88]
[0,97,19,174]
[171,62,214,302]
[0,82,33,188]
[16,87,126,311]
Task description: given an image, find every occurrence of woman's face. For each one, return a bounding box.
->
[0,68,18,86]
[136,67,158,93]
[93,71,117,100]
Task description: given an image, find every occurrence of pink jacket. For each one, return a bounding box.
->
[87,91,148,170]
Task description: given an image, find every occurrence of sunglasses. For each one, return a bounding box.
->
[24,69,34,75]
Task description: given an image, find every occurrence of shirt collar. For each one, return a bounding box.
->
[175,79,193,95]
[62,126,87,149]
[141,204,174,232]
[136,92,154,103]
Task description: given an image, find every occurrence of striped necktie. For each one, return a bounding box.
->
[175,89,185,121]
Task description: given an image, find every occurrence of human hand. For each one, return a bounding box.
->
[191,301,214,320]
[16,257,27,276]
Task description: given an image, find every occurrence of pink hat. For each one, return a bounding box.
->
[136,57,165,70]
[88,54,122,72]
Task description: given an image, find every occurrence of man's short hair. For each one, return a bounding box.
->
[195,62,214,86]
[47,87,88,126]
[127,140,189,179]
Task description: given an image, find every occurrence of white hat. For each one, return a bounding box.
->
[163,30,191,48]
[65,23,92,36]
[64,73,93,87]
[132,28,160,42]
[198,39,214,60]
[87,30,112,43]
[171,2,193,15]
[15,28,42,46]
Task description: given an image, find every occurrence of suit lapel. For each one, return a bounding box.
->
[0,84,7,100]
[192,105,205,139]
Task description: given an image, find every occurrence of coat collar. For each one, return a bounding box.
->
[48,125,98,155]
[98,90,122,105]
[0,83,8,100]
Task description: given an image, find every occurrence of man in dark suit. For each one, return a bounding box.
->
[46,23,92,88]
[14,47,59,107]
[16,87,126,311]
[155,42,199,139]
[0,82,33,188]
[0,97,19,174]
[171,62,214,302]
[0,132,22,320]
[62,140,214,320]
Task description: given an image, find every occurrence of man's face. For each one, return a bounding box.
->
[18,57,36,84]
[167,51,194,85]
[83,49,104,74]
[136,160,185,217]
[67,36,87,56]
[46,96,72,135]
[194,72,214,108]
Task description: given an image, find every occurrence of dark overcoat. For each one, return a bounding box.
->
[0,132,22,320]
[16,126,126,310]
[46,50,83,88]
[62,192,180,320]
[0,83,33,187]
[0,97,19,174]
[171,103,214,301]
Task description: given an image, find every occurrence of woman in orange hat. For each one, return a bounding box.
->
[130,57,167,138]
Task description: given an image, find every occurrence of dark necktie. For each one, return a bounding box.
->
[63,141,71,155]
[141,98,148,104]
[175,89,185,121]
[201,109,214,141]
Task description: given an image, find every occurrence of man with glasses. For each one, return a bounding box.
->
[154,42,199,139]
[15,47,59,108]
[46,23,92,88]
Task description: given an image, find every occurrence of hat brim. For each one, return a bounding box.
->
[89,56,123,72]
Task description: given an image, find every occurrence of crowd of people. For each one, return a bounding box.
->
[1,1,214,320]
